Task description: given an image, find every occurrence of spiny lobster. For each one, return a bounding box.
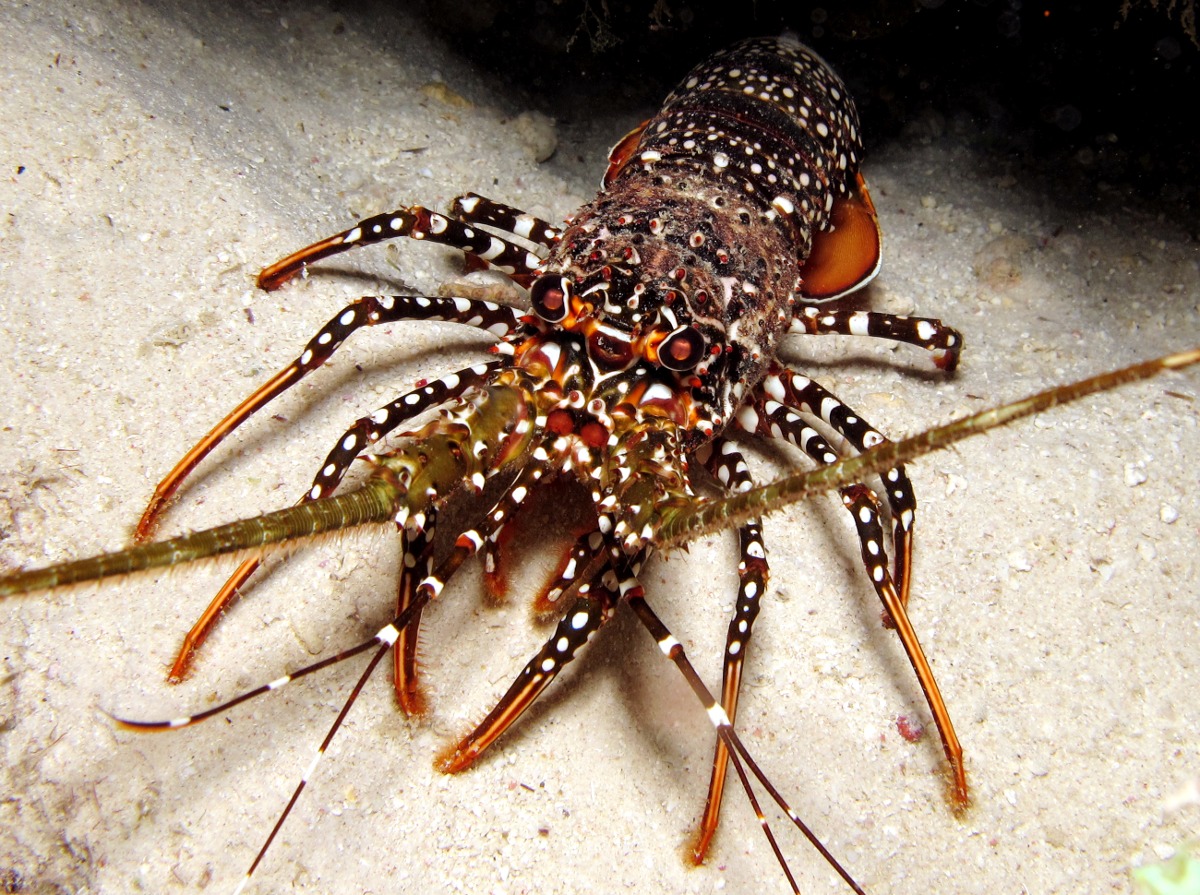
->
[1,32,1197,895]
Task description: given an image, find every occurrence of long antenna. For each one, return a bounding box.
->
[0,477,402,598]
[656,347,1200,547]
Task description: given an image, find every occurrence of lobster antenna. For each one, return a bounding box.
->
[109,637,385,732]
[232,639,393,895]
[0,475,404,599]
[626,590,866,894]
[656,346,1200,548]
[112,582,436,894]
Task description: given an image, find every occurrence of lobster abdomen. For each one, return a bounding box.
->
[641,37,863,253]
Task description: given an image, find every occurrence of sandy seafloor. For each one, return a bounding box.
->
[1,3,1197,894]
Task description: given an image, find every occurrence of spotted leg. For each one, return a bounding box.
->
[481,489,602,612]
[408,445,628,772]
[448,193,561,248]
[381,435,573,721]
[744,376,967,807]
[257,202,550,291]
[762,367,916,609]
[165,363,502,682]
[692,438,770,864]
[531,529,607,615]
[449,193,562,287]
[838,483,966,805]
[478,480,588,605]
[415,455,555,605]
[436,560,622,773]
[393,506,437,715]
[789,305,963,371]
[136,295,521,541]
[481,520,517,604]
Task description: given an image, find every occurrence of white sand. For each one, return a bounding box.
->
[2,3,1197,894]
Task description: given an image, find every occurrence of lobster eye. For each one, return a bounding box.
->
[530,274,571,323]
[658,325,705,371]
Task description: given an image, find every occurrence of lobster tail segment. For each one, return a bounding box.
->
[0,476,404,599]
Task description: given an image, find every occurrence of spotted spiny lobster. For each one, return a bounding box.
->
[2,35,1197,893]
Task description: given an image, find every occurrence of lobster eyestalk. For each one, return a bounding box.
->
[0,381,535,601]
[655,346,1200,549]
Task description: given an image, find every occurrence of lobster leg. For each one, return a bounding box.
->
[747,381,967,807]
[478,479,606,612]
[838,483,966,805]
[479,481,593,606]
[447,194,561,287]
[758,367,918,609]
[257,204,549,291]
[480,519,517,604]
[136,295,520,540]
[692,438,770,864]
[531,529,607,615]
[418,461,617,773]
[436,562,621,773]
[165,363,502,682]
[448,193,562,249]
[789,306,963,372]
[393,506,437,715]
[415,455,549,603]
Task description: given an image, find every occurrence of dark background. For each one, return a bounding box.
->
[406,0,1199,226]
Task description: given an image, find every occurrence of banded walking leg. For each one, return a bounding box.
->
[838,482,965,804]
[436,559,622,773]
[448,193,561,288]
[414,453,623,772]
[416,456,553,605]
[137,295,521,540]
[257,203,550,291]
[449,193,561,261]
[532,529,607,615]
[478,479,592,606]
[393,506,437,715]
[478,486,606,613]
[692,438,770,864]
[745,384,967,806]
[760,367,917,608]
[166,363,502,681]
[480,516,516,604]
[789,305,962,371]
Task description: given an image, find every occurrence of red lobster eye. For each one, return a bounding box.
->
[530,274,571,323]
[658,325,705,371]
